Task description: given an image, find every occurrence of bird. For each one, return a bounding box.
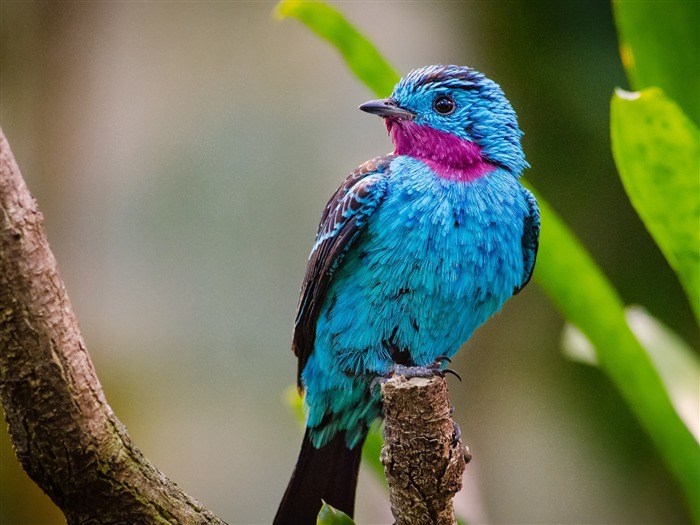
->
[273,64,539,524]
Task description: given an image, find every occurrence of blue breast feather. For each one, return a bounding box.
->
[301,155,531,448]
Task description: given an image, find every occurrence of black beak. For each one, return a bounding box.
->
[359,98,415,120]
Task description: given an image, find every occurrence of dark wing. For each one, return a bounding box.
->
[514,186,540,295]
[293,156,394,387]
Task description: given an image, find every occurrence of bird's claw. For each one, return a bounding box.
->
[427,355,462,382]
[442,368,462,381]
[434,354,452,365]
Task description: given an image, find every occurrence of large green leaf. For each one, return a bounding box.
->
[613,0,700,125]
[611,88,700,322]
[277,1,700,519]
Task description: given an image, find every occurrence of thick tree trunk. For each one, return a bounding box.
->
[0,129,228,525]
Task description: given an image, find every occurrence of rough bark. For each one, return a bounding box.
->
[380,375,470,525]
[0,128,228,525]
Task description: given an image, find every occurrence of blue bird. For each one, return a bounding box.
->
[274,64,539,524]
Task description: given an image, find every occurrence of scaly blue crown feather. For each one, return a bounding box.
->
[275,65,540,525]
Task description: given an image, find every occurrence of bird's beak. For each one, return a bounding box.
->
[359,98,415,121]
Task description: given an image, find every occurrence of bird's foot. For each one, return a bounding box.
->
[393,355,462,381]
[370,356,461,393]
[389,355,462,381]
[369,364,436,394]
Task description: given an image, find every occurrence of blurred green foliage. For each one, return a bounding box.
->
[277,0,700,521]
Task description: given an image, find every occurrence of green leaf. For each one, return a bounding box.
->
[532,191,700,520]
[611,88,700,322]
[613,0,700,125]
[317,501,356,525]
[275,0,399,98]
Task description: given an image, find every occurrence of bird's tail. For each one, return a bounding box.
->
[273,428,364,525]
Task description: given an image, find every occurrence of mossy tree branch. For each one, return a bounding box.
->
[0,129,227,525]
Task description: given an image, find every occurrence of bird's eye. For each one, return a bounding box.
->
[433,95,455,115]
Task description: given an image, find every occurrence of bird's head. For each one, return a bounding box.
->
[360,65,528,180]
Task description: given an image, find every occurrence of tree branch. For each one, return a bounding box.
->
[0,128,228,525]
[380,375,470,525]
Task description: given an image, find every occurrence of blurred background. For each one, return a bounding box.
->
[1,1,697,523]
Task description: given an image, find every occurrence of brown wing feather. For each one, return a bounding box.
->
[293,155,395,388]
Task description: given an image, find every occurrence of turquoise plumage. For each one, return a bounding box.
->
[275,64,539,525]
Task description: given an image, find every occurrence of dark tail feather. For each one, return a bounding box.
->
[273,428,364,525]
